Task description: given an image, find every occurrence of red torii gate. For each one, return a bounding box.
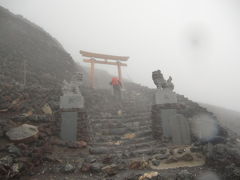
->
[80,50,129,88]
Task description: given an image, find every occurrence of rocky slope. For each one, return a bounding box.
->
[0,6,78,88]
[0,5,80,115]
[0,6,78,179]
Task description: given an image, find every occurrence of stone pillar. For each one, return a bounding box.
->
[59,74,90,143]
[152,93,191,145]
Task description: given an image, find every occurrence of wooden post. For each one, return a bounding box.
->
[90,60,95,89]
[23,59,26,88]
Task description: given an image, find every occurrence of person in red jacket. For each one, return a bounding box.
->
[110,77,122,100]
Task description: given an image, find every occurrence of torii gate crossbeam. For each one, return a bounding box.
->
[80,50,129,89]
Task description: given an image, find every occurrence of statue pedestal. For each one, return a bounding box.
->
[60,94,84,109]
[153,89,177,105]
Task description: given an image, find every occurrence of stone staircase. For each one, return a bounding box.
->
[88,111,158,158]
[77,86,210,179]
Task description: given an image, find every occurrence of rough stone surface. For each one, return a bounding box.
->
[90,162,103,173]
[60,112,78,142]
[169,114,191,145]
[60,94,84,109]
[102,164,119,176]
[154,89,177,105]
[152,105,191,145]
[0,155,14,167]
[161,109,177,138]
[7,144,22,156]
[63,163,75,173]
[177,170,193,180]
[6,124,39,143]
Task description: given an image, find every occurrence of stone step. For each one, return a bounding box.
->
[89,144,164,156]
[90,116,151,125]
[91,122,151,132]
[95,127,151,136]
[89,112,151,120]
[125,146,163,157]
[93,131,153,144]
[121,136,154,145]
[92,123,151,133]
[94,129,152,138]
[90,117,151,124]
[92,140,157,150]
[93,136,154,145]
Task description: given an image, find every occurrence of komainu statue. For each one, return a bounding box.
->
[62,72,83,95]
[166,76,174,90]
[152,70,174,90]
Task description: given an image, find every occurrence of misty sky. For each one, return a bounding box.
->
[0,0,240,112]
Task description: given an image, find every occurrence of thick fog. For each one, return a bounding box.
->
[1,0,240,112]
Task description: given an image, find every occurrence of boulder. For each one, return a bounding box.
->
[7,144,22,156]
[6,124,39,143]
[129,160,148,170]
[177,170,193,180]
[76,158,85,170]
[89,147,109,154]
[67,141,87,148]
[151,159,160,166]
[0,155,13,167]
[102,164,119,176]
[63,163,75,173]
[41,103,53,115]
[178,153,194,162]
[153,153,170,160]
[139,171,159,180]
[90,162,103,173]
[11,162,24,174]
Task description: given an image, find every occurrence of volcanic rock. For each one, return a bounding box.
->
[151,159,160,166]
[153,153,170,160]
[129,160,148,170]
[6,124,39,143]
[7,144,22,156]
[11,162,24,174]
[90,162,103,173]
[0,155,14,167]
[139,171,159,180]
[67,141,87,149]
[63,163,75,173]
[102,164,119,176]
[177,170,193,180]
[178,153,194,161]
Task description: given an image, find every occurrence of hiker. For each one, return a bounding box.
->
[110,77,122,100]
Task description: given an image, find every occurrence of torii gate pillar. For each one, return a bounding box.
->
[90,60,95,89]
[117,62,122,84]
